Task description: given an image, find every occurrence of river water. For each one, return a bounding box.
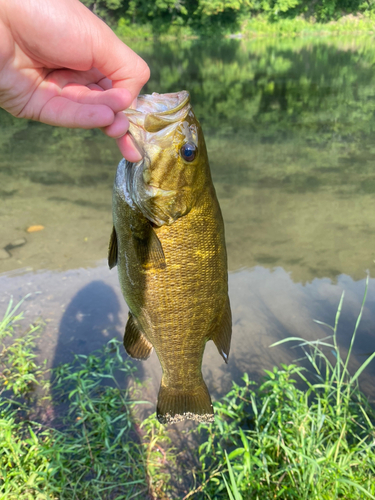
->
[1,36,375,410]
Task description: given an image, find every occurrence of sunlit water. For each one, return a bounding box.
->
[1,36,375,409]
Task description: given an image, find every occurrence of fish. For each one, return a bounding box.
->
[108,91,231,424]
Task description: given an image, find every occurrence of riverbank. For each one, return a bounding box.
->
[1,283,375,498]
[115,13,375,41]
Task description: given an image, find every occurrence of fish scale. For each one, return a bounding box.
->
[109,91,231,423]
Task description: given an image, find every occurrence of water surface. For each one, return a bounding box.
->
[1,35,375,406]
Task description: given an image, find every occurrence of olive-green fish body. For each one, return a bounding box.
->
[109,91,231,423]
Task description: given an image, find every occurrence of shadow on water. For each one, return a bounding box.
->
[52,280,122,367]
[49,280,148,414]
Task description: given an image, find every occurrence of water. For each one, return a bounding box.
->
[1,36,375,409]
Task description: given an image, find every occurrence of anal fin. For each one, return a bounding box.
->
[124,313,153,360]
[210,297,232,364]
[108,226,118,269]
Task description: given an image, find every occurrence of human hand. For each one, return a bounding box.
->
[0,0,148,161]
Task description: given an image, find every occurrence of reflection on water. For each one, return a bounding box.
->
[1,36,375,399]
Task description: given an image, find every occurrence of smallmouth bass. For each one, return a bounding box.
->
[109,91,231,423]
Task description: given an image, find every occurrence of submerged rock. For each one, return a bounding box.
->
[6,237,27,249]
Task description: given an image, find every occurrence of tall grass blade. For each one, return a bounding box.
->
[341,275,369,384]
[338,478,375,499]
[350,350,375,384]
[223,476,236,500]
[224,451,243,500]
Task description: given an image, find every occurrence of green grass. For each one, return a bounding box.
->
[190,276,375,499]
[0,296,45,398]
[0,299,172,499]
[1,279,375,499]
[115,14,375,42]
[115,18,195,41]
[241,14,375,37]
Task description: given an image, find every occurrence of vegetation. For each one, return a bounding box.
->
[77,0,375,38]
[0,298,171,499]
[1,280,375,498]
[191,278,375,499]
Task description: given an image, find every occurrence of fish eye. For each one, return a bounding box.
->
[180,142,197,162]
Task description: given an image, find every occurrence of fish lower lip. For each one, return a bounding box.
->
[145,185,176,197]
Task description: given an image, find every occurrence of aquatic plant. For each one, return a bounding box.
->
[191,277,375,499]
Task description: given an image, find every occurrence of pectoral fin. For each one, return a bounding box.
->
[124,313,153,360]
[132,224,166,270]
[210,298,232,364]
[108,226,118,269]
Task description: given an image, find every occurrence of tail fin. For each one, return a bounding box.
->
[157,380,214,424]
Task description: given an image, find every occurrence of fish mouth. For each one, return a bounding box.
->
[145,184,177,198]
[123,91,191,139]
[128,91,190,116]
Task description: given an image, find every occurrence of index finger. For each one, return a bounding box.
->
[88,17,150,98]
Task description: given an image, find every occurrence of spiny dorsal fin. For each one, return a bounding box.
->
[132,224,166,270]
[108,226,118,270]
[210,298,232,364]
[124,313,153,360]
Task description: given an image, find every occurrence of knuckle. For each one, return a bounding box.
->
[138,59,150,86]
